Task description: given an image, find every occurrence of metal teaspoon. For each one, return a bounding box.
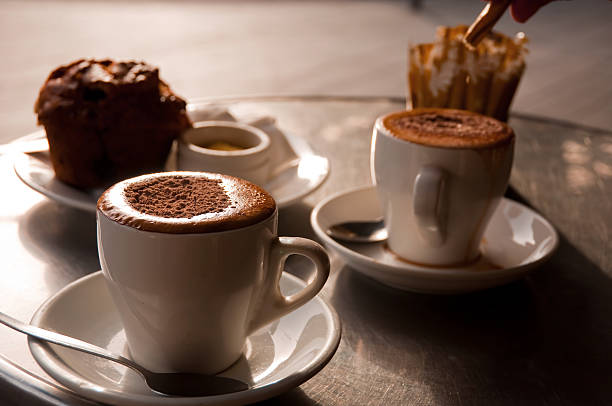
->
[326,218,388,243]
[0,311,248,397]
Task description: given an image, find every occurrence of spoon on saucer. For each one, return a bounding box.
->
[326,218,388,243]
[0,311,248,397]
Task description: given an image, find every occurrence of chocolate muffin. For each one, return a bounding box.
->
[34,59,192,188]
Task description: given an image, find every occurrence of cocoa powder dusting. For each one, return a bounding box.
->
[383,108,513,148]
[98,172,276,233]
[390,113,503,137]
[125,175,231,218]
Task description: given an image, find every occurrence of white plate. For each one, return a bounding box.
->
[29,271,341,406]
[13,109,329,211]
[311,186,559,294]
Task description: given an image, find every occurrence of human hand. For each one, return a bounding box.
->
[502,0,556,22]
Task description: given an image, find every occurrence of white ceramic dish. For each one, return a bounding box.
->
[177,121,272,186]
[13,113,329,211]
[311,186,559,294]
[29,271,341,406]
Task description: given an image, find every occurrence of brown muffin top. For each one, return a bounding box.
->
[98,172,277,233]
[382,108,514,149]
[34,59,187,122]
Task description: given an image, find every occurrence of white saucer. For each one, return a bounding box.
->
[13,106,329,211]
[311,186,558,294]
[29,271,341,406]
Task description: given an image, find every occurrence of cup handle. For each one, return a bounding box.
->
[413,165,447,246]
[247,237,330,334]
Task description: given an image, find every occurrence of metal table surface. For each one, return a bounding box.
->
[0,96,610,405]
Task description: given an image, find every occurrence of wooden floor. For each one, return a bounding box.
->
[1,0,610,143]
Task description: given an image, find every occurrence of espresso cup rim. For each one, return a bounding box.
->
[97,171,277,234]
[375,112,514,151]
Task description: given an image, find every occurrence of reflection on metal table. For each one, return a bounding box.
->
[0,96,611,405]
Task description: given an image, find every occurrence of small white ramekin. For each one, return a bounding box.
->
[177,121,271,186]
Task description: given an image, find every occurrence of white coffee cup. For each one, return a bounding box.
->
[97,172,329,374]
[177,121,271,186]
[371,109,514,266]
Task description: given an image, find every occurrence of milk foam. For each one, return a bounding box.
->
[383,108,514,149]
[97,172,276,233]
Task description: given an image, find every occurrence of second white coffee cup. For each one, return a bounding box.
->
[371,109,514,266]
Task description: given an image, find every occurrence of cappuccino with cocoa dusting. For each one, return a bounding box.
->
[97,172,276,233]
[97,170,329,375]
[383,108,514,148]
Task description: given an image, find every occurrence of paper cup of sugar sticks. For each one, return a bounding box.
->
[408,25,527,122]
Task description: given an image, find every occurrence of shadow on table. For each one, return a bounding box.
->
[17,200,98,292]
[327,230,612,405]
[278,201,318,240]
[253,387,322,406]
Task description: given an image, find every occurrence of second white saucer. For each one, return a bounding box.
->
[311,186,558,294]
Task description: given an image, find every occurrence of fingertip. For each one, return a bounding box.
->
[510,4,535,23]
[511,0,552,23]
